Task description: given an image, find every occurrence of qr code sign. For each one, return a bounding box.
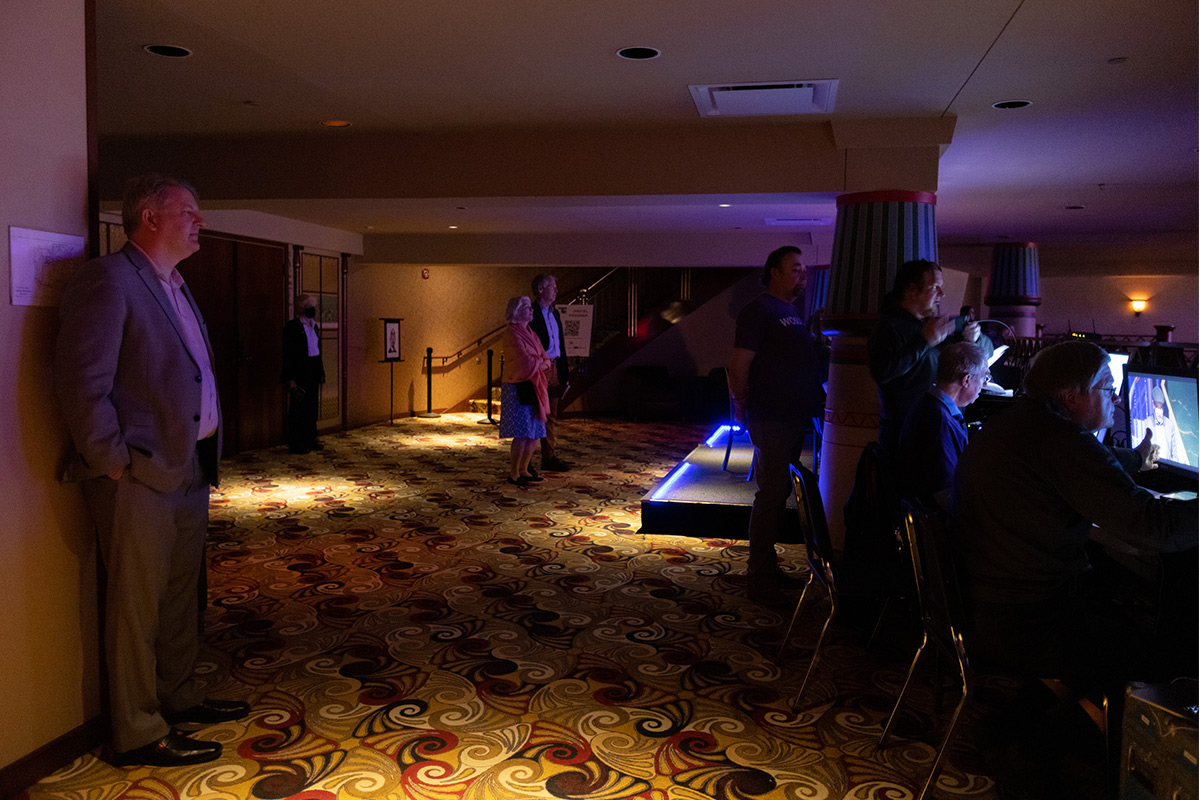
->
[564,319,581,337]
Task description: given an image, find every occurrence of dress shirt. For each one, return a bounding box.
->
[301,316,320,356]
[131,241,219,440]
[538,303,561,360]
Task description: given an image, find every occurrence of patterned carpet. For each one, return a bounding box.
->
[22,415,1016,800]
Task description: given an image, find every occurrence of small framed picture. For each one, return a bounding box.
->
[381,318,403,362]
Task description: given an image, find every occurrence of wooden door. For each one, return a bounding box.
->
[179,232,287,456]
[235,240,287,451]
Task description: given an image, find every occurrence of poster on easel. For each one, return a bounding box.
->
[558,304,593,357]
[380,318,403,362]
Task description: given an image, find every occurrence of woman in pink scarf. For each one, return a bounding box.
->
[500,295,551,485]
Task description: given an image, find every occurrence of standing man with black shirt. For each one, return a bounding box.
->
[729,246,827,604]
[530,273,572,472]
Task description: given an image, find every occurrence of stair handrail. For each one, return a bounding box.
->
[565,267,621,305]
[425,324,507,369]
[427,268,624,369]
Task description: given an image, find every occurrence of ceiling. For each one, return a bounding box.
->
[95,0,1198,272]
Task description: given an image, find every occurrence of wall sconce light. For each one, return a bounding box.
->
[1130,299,1147,316]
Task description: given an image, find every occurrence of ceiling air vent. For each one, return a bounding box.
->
[689,80,838,117]
[766,217,831,226]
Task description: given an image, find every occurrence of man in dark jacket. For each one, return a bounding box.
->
[281,293,326,454]
[868,259,990,454]
[529,273,571,471]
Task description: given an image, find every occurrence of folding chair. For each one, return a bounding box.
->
[876,497,971,800]
[779,462,838,709]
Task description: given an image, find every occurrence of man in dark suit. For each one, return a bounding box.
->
[281,293,326,453]
[529,273,572,471]
[55,175,248,767]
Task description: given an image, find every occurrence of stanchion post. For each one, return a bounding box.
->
[417,346,440,419]
[478,348,498,425]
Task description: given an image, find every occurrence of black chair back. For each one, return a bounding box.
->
[903,498,969,668]
[877,497,973,799]
[781,462,839,708]
[843,441,902,565]
[791,462,834,590]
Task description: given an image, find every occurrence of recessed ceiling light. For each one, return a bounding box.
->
[1065,205,1085,210]
[992,99,1031,110]
[448,225,458,229]
[143,44,192,58]
[718,203,732,208]
[319,119,352,128]
[617,46,661,60]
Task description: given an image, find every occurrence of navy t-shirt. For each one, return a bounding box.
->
[734,293,826,422]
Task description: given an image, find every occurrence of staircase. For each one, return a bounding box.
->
[460,266,751,419]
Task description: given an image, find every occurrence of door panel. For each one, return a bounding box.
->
[178,232,287,456]
[235,240,287,451]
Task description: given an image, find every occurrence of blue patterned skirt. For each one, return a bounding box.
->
[498,382,547,440]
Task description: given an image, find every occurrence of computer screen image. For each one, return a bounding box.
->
[1125,367,1198,474]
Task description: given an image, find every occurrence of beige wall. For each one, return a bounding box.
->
[346,263,612,425]
[0,0,98,769]
[1036,274,1198,342]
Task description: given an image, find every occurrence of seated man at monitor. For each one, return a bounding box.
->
[951,340,1196,688]
[898,342,987,506]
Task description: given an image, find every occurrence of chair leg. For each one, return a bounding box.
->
[791,593,836,710]
[878,631,928,749]
[722,425,735,471]
[778,578,813,659]
[916,678,969,800]
[865,595,892,652]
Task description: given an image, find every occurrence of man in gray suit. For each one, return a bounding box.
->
[55,175,248,767]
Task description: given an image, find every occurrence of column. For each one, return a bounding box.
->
[985,243,1041,338]
[819,190,938,552]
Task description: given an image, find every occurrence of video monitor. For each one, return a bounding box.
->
[1106,352,1130,398]
[1124,364,1199,478]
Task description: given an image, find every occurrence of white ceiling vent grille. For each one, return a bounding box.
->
[689,80,839,117]
[766,217,832,227]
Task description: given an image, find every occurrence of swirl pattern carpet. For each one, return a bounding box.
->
[22,415,1017,800]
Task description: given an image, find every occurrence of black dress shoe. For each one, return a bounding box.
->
[164,698,250,726]
[542,457,572,471]
[111,732,221,767]
[526,466,539,479]
[506,476,531,487]
[311,442,325,451]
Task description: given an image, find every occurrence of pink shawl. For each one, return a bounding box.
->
[503,322,551,421]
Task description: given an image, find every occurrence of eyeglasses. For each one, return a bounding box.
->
[1093,383,1117,397]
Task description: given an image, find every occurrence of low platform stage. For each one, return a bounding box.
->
[638,424,804,541]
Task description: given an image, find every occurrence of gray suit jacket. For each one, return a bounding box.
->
[55,243,221,493]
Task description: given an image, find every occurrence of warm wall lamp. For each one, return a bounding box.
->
[1130,299,1148,316]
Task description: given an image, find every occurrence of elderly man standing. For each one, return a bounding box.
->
[281,293,326,454]
[55,175,248,766]
[529,273,572,472]
[898,341,988,505]
[729,246,827,604]
[868,259,990,455]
